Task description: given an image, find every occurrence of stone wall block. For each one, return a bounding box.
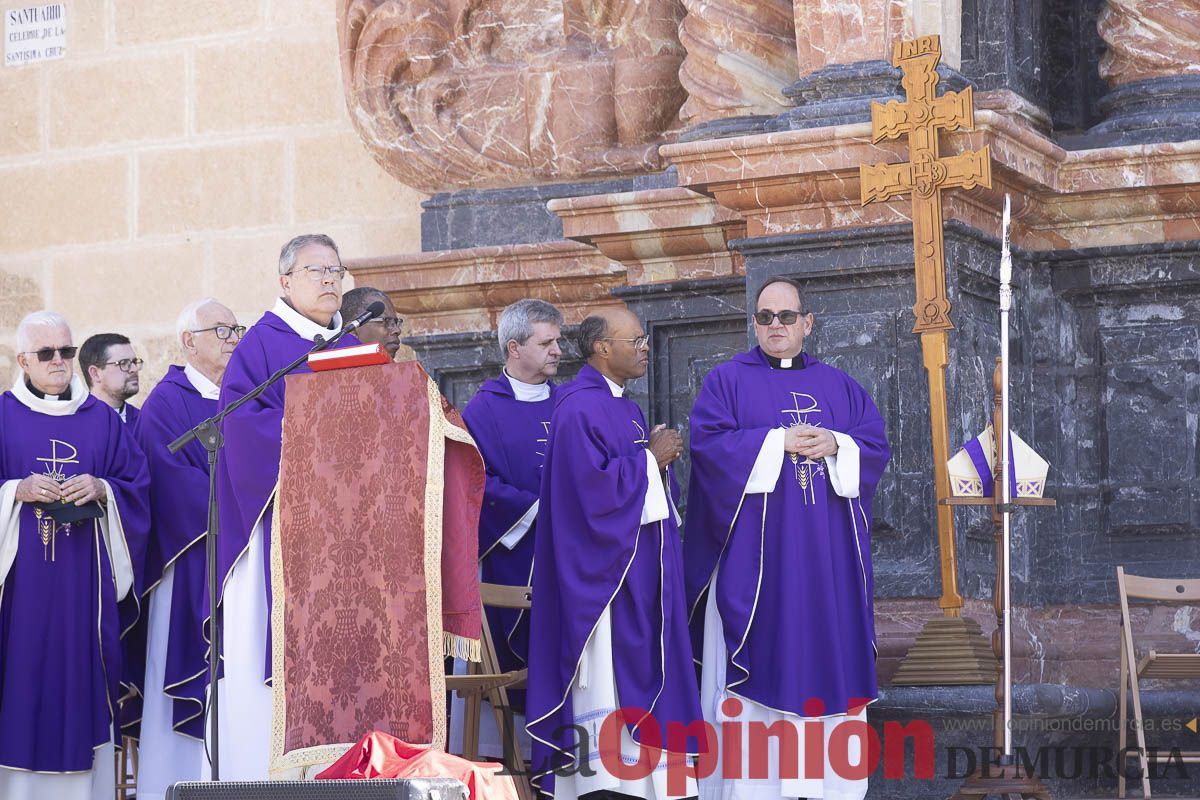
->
[138,142,287,235]
[0,156,128,250]
[49,53,186,148]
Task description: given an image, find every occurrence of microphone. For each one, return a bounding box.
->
[341,300,386,334]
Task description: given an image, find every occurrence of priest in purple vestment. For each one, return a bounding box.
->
[213,234,360,780]
[131,298,242,799]
[527,307,702,800]
[683,278,890,800]
[0,311,150,800]
[455,299,562,756]
[79,332,143,425]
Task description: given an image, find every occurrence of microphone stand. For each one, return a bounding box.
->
[167,323,355,780]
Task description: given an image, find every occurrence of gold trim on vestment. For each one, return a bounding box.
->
[267,372,479,775]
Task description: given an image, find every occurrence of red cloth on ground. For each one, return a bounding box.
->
[316,732,519,800]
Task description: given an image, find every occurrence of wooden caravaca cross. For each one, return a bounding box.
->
[860,35,991,616]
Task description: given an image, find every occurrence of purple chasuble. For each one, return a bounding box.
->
[461,373,554,694]
[124,402,140,427]
[526,364,701,796]
[215,310,358,682]
[683,348,890,717]
[0,393,150,772]
[128,365,217,738]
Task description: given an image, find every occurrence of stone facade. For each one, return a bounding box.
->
[0,0,425,394]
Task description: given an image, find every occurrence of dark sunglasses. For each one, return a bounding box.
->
[24,346,77,362]
[753,309,806,326]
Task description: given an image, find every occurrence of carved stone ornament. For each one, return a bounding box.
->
[338,0,688,193]
[1098,0,1200,87]
[678,0,797,123]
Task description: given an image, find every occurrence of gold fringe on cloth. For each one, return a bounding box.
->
[444,631,482,662]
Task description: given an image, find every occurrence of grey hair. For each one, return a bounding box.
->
[577,315,609,359]
[176,297,222,344]
[497,299,563,350]
[16,311,70,352]
[278,234,340,275]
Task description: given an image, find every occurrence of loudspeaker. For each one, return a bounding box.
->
[165,777,469,800]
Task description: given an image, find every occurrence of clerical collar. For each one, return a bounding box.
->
[117,403,128,423]
[765,352,806,370]
[602,374,624,398]
[24,377,71,401]
[503,369,550,402]
[184,363,221,400]
[12,374,88,416]
[272,297,342,343]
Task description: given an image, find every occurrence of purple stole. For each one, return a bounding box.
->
[215,311,359,681]
[0,392,150,772]
[526,364,701,795]
[461,373,554,688]
[128,365,217,738]
[683,348,890,717]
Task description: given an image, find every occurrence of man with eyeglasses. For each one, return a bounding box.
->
[212,233,360,780]
[0,311,150,800]
[452,298,562,760]
[682,277,891,800]
[129,298,242,799]
[79,332,144,424]
[527,306,702,800]
[341,286,402,359]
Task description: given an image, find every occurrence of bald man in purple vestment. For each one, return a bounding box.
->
[527,307,702,800]
[684,278,890,800]
[212,234,360,780]
[454,299,562,758]
[0,311,150,800]
[130,298,242,800]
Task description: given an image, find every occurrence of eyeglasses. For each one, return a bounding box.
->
[192,324,247,341]
[603,335,650,350]
[753,309,807,326]
[286,264,347,280]
[102,358,144,372]
[23,346,77,362]
[365,316,403,333]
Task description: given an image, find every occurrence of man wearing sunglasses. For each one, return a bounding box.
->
[79,332,144,425]
[0,311,150,800]
[211,233,360,780]
[682,277,891,800]
[129,298,242,799]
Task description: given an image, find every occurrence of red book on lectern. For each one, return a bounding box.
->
[307,342,391,371]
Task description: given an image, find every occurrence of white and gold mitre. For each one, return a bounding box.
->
[948,425,1050,498]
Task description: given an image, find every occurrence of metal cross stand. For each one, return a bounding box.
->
[946,195,1054,800]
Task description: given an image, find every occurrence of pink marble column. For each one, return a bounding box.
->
[678,0,798,125]
[1092,0,1200,144]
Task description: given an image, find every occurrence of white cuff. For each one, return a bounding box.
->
[0,480,21,586]
[641,450,669,525]
[746,428,786,494]
[499,500,539,549]
[99,479,135,600]
[666,465,682,528]
[823,431,861,499]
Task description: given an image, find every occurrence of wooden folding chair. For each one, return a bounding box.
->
[114,734,138,800]
[445,582,532,800]
[1117,567,1200,798]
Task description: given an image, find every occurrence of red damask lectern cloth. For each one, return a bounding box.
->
[268,361,484,775]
